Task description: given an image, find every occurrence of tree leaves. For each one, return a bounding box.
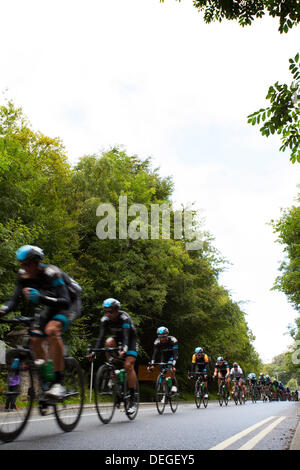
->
[247,54,300,163]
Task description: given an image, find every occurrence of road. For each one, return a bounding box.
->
[1,400,299,451]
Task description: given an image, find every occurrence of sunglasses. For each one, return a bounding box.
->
[20,261,33,268]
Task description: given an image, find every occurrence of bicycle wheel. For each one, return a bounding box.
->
[94,364,116,424]
[223,387,229,406]
[155,377,167,415]
[124,376,140,421]
[202,390,208,408]
[54,357,84,432]
[195,381,201,409]
[169,379,179,413]
[218,385,223,406]
[0,349,34,443]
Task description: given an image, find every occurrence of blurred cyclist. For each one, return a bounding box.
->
[88,298,138,415]
[0,245,81,398]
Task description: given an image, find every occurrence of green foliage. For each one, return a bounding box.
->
[248,54,300,164]
[0,101,261,378]
[271,191,300,309]
[166,1,300,34]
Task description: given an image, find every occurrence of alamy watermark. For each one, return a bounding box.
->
[96,196,203,250]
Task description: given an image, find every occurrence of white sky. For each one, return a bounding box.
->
[1,0,299,362]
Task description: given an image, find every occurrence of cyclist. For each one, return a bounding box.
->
[278,381,285,400]
[247,372,257,397]
[265,375,273,399]
[258,372,266,399]
[230,362,246,399]
[213,357,231,399]
[0,245,81,398]
[188,347,209,399]
[148,327,178,395]
[88,298,138,414]
[272,379,279,400]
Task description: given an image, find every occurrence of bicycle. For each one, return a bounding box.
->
[249,383,258,403]
[232,378,246,405]
[149,362,179,415]
[214,376,229,407]
[92,347,139,424]
[0,316,85,443]
[188,371,208,409]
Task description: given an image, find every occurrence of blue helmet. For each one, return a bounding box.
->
[217,356,224,362]
[195,347,203,354]
[16,245,44,262]
[157,326,169,337]
[103,298,121,309]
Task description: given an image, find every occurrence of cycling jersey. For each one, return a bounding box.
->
[215,361,230,376]
[191,353,209,373]
[151,336,178,365]
[2,264,73,332]
[230,367,244,380]
[94,310,138,357]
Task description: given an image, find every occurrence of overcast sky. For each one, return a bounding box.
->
[1,0,299,362]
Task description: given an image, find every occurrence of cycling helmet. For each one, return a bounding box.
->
[195,347,203,354]
[217,356,224,362]
[16,245,44,262]
[103,298,121,309]
[233,362,238,367]
[157,326,169,337]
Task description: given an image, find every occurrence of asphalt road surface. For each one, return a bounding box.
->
[1,400,299,451]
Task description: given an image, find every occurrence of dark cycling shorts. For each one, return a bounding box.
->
[233,376,245,384]
[31,308,74,336]
[111,335,138,358]
[218,369,229,378]
[194,365,208,375]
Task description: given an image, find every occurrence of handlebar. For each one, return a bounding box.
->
[0,316,34,325]
[148,362,175,367]
[90,347,122,353]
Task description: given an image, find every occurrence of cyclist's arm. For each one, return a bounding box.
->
[94,319,108,351]
[172,343,178,364]
[39,280,71,309]
[0,284,23,315]
[121,320,131,353]
[150,343,159,365]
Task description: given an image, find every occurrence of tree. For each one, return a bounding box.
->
[160,1,300,163]
[271,191,300,310]
[248,54,300,163]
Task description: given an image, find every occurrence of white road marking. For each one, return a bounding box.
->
[209,416,276,450]
[238,416,286,450]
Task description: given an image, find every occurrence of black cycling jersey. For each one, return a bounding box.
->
[215,361,230,373]
[191,353,209,374]
[151,336,178,365]
[2,264,73,331]
[94,310,138,357]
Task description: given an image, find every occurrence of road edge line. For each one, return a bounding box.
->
[209,416,275,450]
[238,416,286,450]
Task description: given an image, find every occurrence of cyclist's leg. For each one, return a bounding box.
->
[105,337,118,360]
[125,349,138,412]
[44,319,66,394]
[217,372,222,392]
[124,355,137,390]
